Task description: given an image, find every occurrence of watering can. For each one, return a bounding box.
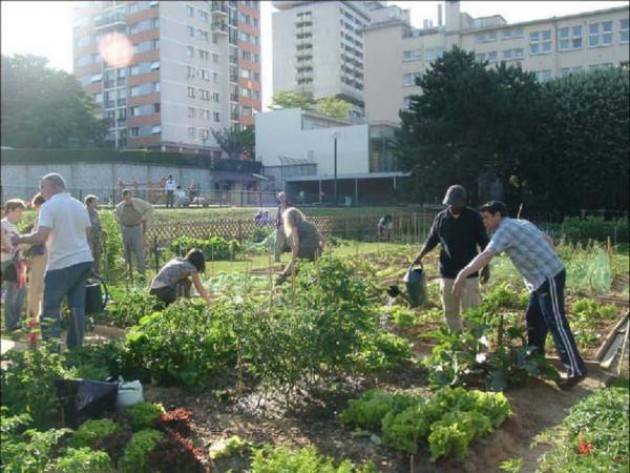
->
[403,265,427,308]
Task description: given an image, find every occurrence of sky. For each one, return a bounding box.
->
[1,0,628,111]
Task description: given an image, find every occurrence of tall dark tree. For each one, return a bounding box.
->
[396,47,543,206]
[211,125,255,160]
[1,54,108,148]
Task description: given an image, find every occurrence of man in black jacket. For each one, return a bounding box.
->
[410,185,490,330]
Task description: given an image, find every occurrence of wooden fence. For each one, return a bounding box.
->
[145,212,440,247]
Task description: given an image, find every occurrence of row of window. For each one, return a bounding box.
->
[339,7,367,29]
[186,87,219,101]
[475,19,628,48]
[130,124,161,138]
[400,47,446,63]
[240,50,260,63]
[188,107,220,121]
[188,126,217,140]
[241,87,261,100]
[239,31,260,45]
[186,65,220,83]
[187,25,210,42]
[130,103,161,117]
[341,31,363,49]
[186,4,208,22]
[340,75,363,90]
[186,46,219,62]
[535,63,615,81]
[239,11,259,28]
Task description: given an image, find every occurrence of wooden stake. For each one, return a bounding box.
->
[517,202,524,219]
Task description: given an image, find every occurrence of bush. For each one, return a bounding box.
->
[106,287,159,328]
[70,419,120,449]
[125,402,166,431]
[340,389,419,431]
[120,429,165,473]
[169,236,241,261]
[561,217,629,244]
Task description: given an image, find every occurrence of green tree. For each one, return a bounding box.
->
[529,68,629,214]
[1,54,108,148]
[211,125,255,160]
[271,90,352,120]
[396,47,543,205]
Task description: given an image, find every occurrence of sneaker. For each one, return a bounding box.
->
[557,374,587,391]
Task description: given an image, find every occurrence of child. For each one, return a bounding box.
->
[1,199,27,330]
[149,248,212,306]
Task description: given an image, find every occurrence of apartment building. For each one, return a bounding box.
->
[72,0,261,153]
[364,1,630,124]
[272,0,407,118]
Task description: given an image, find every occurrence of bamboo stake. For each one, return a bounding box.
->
[517,202,524,219]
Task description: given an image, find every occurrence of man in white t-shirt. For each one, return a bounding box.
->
[164,175,177,208]
[12,173,93,348]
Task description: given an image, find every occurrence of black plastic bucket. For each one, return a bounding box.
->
[85,278,109,314]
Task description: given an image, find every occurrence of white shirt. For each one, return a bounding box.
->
[165,179,177,191]
[38,192,93,271]
[1,218,18,263]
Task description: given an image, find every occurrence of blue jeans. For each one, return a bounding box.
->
[525,270,587,377]
[41,262,93,349]
[2,279,25,330]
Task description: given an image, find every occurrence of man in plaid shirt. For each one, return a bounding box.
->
[453,201,587,390]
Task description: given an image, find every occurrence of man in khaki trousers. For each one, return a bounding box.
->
[410,185,490,330]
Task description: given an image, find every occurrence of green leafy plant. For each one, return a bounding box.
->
[340,389,419,431]
[106,287,159,328]
[250,444,377,473]
[125,402,166,431]
[49,447,113,473]
[169,236,241,261]
[536,387,629,472]
[120,429,165,473]
[208,435,252,460]
[70,419,120,449]
[1,424,72,473]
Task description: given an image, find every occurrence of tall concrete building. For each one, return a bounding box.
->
[364,1,630,124]
[72,0,261,153]
[271,0,407,118]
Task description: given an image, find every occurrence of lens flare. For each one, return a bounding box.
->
[98,32,133,68]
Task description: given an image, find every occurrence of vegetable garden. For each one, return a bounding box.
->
[1,210,629,472]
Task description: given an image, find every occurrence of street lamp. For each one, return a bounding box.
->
[331,130,339,206]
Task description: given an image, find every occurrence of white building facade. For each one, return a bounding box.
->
[272,1,407,118]
[364,1,630,123]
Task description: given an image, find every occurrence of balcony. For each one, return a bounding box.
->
[94,11,126,31]
[210,1,228,17]
[212,21,228,36]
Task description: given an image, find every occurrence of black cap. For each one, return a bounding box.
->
[442,185,467,207]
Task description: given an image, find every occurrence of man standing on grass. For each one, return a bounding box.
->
[115,189,153,279]
[452,201,587,390]
[12,173,93,348]
[410,185,490,331]
[164,175,176,209]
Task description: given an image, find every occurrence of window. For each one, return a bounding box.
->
[213,72,219,83]
[560,66,583,77]
[187,46,194,58]
[502,27,524,39]
[534,70,552,82]
[199,89,210,100]
[154,103,160,113]
[130,127,139,137]
[197,29,209,42]
[187,65,196,79]
[198,9,208,21]
[402,49,422,62]
[151,125,161,134]
[502,48,524,60]
[425,48,443,62]
[90,73,102,83]
[477,51,497,63]
[200,69,210,81]
[212,53,220,64]
[403,72,421,87]
[187,86,196,98]
[187,26,195,37]
[200,129,209,140]
[188,127,195,138]
[530,30,552,55]
[403,96,412,109]
[198,49,209,61]
[475,31,497,43]
[621,19,629,43]
[188,107,196,118]
[150,61,160,71]
[94,93,103,103]
[213,112,220,122]
[201,109,210,120]
[212,93,220,103]
[589,21,613,47]
[559,25,582,50]
[186,5,194,17]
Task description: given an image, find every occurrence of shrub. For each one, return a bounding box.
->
[125,402,166,431]
[120,429,165,473]
[92,427,133,465]
[70,419,120,449]
[169,236,241,261]
[340,389,419,431]
[561,217,629,244]
[106,287,159,328]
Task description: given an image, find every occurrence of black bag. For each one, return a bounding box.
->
[85,277,109,314]
[55,378,118,428]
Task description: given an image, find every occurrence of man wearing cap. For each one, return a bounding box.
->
[410,185,490,330]
[115,189,154,278]
[452,201,587,390]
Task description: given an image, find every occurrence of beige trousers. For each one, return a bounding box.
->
[440,277,481,331]
[27,254,47,318]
